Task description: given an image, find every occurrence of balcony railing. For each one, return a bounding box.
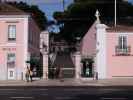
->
[115,46,131,56]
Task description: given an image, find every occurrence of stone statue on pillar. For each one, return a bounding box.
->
[95,10,100,24]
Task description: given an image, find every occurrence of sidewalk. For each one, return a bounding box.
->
[0,79,101,86]
[0,78,133,86]
[80,78,133,86]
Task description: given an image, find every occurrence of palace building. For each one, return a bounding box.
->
[0,3,41,80]
[80,10,133,79]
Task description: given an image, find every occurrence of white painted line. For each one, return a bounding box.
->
[101,97,127,100]
[10,97,33,99]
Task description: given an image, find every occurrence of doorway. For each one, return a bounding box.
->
[8,68,15,80]
[81,58,94,78]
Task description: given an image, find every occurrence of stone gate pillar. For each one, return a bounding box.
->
[40,31,49,79]
[42,52,48,79]
[74,52,81,79]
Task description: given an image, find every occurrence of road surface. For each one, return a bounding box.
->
[0,86,133,100]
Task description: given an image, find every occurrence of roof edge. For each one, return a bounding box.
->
[0,15,30,18]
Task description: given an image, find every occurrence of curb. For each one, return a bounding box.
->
[0,79,133,87]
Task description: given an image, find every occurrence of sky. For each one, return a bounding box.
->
[7,0,133,20]
[129,0,133,3]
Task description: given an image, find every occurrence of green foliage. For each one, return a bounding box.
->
[26,58,39,67]
[53,0,133,43]
[53,11,64,21]
[8,1,47,30]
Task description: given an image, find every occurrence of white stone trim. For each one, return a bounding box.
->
[0,53,7,80]
[0,43,24,47]
[107,32,133,35]
[23,17,29,80]
[0,15,30,18]
[96,24,107,79]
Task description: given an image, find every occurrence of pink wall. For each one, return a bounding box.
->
[80,21,97,56]
[0,18,26,79]
[0,19,25,44]
[0,19,25,66]
[106,32,133,78]
[0,16,41,80]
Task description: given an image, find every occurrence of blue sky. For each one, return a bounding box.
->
[129,0,133,3]
[8,0,133,20]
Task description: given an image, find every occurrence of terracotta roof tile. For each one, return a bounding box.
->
[106,25,133,32]
[0,3,29,15]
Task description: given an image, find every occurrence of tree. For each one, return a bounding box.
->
[8,1,47,30]
[53,0,133,43]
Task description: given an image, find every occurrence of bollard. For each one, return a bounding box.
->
[96,72,98,80]
[46,72,48,80]
[21,72,23,80]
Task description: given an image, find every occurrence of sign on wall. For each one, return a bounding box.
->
[2,47,16,51]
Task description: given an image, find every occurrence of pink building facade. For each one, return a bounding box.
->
[106,27,133,78]
[81,11,133,79]
[0,4,40,80]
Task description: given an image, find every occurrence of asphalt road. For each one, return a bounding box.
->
[0,86,133,100]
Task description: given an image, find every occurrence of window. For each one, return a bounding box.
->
[8,25,16,41]
[7,53,16,68]
[118,35,127,49]
[116,35,131,55]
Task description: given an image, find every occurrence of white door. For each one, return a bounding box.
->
[8,68,15,80]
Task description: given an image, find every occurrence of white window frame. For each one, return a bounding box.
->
[7,53,16,68]
[118,35,128,50]
[8,25,16,41]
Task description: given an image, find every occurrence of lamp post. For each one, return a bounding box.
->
[115,0,117,27]
[62,0,65,11]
